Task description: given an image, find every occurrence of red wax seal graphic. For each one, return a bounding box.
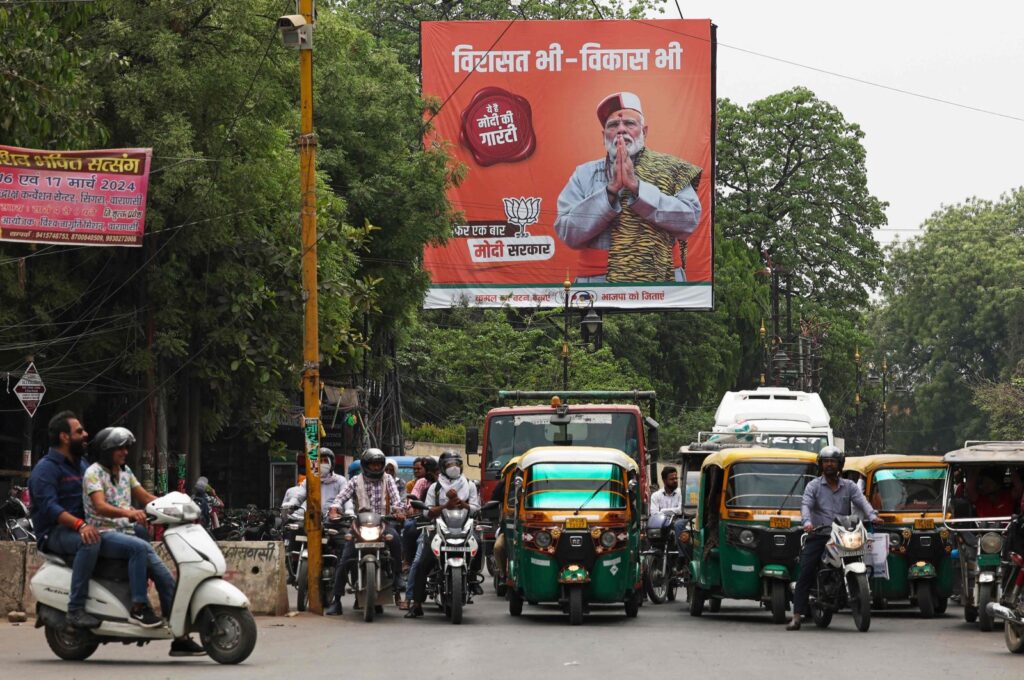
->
[459,87,536,167]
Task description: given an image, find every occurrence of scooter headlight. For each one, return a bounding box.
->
[839,532,864,550]
[360,526,381,541]
[980,532,1003,554]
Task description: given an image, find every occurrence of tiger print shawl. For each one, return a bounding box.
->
[606,149,701,283]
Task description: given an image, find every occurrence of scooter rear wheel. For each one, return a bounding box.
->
[811,602,833,629]
[44,625,98,661]
[200,606,258,665]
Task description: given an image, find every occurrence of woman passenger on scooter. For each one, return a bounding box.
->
[83,427,205,656]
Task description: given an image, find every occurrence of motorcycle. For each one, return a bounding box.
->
[643,510,689,604]
[806,515,872,632]
[31,492,257,664]
[987,514,1024,653]
[1,485,34,541]
[340,510,399,623]
[293,515,344,613]
[239,505,278,542]
[411,499,493,624]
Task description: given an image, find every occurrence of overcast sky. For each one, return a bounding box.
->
[663,2,1024,246]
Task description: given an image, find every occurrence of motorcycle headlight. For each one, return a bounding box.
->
[739,529,755,547]
[360,526,381,541]
[839,532,864,550]
[534,530,553,549]
[980,532,1003,554]
[600,530,617,548]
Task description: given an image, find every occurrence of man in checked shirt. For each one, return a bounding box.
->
[325,448,405,616]
[787,446,879,631]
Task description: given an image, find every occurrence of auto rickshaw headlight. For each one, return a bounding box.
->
[534,530,553,549]
[600,530,618,548]
[980,532,1003,554]
[739,529,755,547]
[888,532,903,549]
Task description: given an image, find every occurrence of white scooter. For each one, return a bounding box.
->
[31,492,257,664]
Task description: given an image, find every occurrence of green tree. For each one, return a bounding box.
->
[717,87,887,313]
[876,189,1024,452]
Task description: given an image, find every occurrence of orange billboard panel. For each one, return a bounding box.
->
[422,19,715,309]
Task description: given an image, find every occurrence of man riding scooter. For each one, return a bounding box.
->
[787,446,879,631]
[325,448,405,615]
[28,411,99,629]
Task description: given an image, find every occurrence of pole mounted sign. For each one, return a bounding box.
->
[14,362,45,417]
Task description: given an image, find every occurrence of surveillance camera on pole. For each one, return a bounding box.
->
[277,14,312,49]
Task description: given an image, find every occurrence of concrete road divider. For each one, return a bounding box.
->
[5,539,288,617]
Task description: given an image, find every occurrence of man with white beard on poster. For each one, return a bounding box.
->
[554,91,702,283]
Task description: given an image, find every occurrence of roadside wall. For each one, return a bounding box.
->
[4,539,288,617]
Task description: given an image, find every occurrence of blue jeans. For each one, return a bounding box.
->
[406,533,426,601]
[46,525,101,612]
[99,530,176,612]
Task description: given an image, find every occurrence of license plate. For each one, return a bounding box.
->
[565,518,588,529]
[355,542,385,549]
[296,535,307,542]
[769,516,790,529]
[442,546,473,552]
[914,518,935,530]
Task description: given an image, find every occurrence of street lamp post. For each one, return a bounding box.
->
[560,277,602,390]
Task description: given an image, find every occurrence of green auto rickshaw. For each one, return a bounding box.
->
[688,448,819,622]
[843,455,953,616]
[506,447,643,625]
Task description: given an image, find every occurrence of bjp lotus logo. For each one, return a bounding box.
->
[502,197,541,237]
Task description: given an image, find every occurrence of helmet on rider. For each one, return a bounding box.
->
[439,450,463,481]
[361,448,387,480]
[817,445,845,472]
[90,426,136,469]
[319,447,335,478]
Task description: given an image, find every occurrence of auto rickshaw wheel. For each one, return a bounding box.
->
[688,584,706,616]
[568,586,584,626]
[917,581,936,618]
[508,590,523,617]
[625,591,641,618]
[770,581,788,624]
[1005,621,1024,654]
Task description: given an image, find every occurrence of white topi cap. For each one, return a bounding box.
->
[597,91,643,124]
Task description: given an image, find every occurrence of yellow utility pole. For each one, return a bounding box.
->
[290,0,322,614]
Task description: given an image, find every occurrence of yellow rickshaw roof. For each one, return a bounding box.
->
[699,448,818,470]
[844,454,945,474]
[500,455,524,476]
[518,447,639,472]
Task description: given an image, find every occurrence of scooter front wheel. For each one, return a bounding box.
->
[44,625,98,661]
[199,606,258,665]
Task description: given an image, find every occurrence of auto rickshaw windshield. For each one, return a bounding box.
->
[525,462,627,510]
[725,462,817,509]
[870,468,945,512]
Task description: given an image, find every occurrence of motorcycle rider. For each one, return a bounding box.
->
[650,466,688,557]
[83,427,205,656]
[407,450,481,618]
[787,446,879,631]
[325,448,405,616]
[27,411,100,629]
[285,448,349,520]
[400,457,439,610]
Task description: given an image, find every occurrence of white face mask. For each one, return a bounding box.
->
[320,463,332,477]
[444,466,461,480]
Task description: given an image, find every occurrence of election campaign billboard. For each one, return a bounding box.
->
[421,19,715,309]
